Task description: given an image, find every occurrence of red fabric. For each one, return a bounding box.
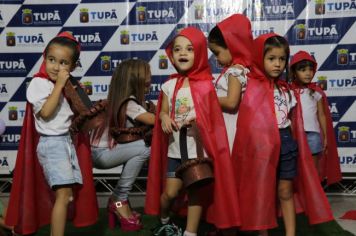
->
[290,51,341,185]
[5,103,98,235]
[232,33,334,230]
[217,14,253,68]
[145,27,240,229]
[314,85,342,185]
[290,91,334,225]
[290,50,317,72]
[340,211,356,220]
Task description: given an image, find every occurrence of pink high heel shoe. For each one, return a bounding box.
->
[107,198,143,231]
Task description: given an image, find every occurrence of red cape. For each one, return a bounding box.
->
[290,51,341,185]
[340,211,356,220]
[232,33,334,230]
[5,103,98,235]
[144,27,240,229]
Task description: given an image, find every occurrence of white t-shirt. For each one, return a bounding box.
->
[300,88,322,133]
[91,96,147,148]
[213,66,249,153]
[162,78,203,159]
[274,87,297,129]
[26,77,73,135]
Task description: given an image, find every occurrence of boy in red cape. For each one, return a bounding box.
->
[232,33,334,233]
[5,32,98,235]
[289,50,341,185]
[145,27,240,234]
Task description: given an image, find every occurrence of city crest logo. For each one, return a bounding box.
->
[295,24,306,40]
[22,9,33,24]
[101,56,111,71]
[194,5,204,19]
[254,2,264,19]
[83,81,93,95]
[317,76,327,90]
[315,0,326,15]
[6,32,16,47]
[120,30,130,45]
[80,8,89,23]
[8,106,18,120]
[136,6,146,22]
[158,55,168,69]
[338,126,350,142]
[337,49,349,65]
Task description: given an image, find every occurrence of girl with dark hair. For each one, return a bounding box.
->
[233,34,334,236]
[289,51,341,183]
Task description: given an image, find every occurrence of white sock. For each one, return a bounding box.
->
[183,231,197,236]
[160,216,170,225]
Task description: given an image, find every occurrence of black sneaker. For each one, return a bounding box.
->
[152,222,183,236]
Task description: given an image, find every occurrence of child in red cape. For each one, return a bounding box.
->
[289,50,341,185]
[208,13,253,154]
[145,27,240,236]
[5,32,98,235]
[232,33,334,235]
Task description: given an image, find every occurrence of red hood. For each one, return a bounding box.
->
[251,33,287,81]
[290,50,317,74]
[34,31,80,79]
[217,14,253,68]
[166,27,213,82]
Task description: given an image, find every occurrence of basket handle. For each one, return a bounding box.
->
[116,97,142,127]
[179,121,204,164]
[191,121,204,159]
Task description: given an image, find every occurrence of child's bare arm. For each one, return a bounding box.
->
[317,99,327,151]
[159,93,178,134]
[218,74,242,112]
[39,70,70,120]
[135,112,156,126]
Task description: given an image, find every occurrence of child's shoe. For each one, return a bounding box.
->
[152,222,183,236]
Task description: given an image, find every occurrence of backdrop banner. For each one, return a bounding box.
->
[0,0,355,174]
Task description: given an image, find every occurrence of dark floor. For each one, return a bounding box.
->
[27,208,355,236]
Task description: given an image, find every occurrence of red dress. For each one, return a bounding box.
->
[144,27,241,229]
[232,33,334,230]
[5,32,98,235]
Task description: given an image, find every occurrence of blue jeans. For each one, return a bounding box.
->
[306,131,323,155]
[91,140,150,200]
[37,135,82,188]
[278,128,298,180]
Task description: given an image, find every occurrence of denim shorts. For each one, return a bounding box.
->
[306,131,323,155]
[37,135,83,188]
[166,158,182,178]
[278,128,298,180]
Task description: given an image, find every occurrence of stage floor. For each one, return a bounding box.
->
[99,194,356,234]
[328,196,356,234]
[1,195,355,234]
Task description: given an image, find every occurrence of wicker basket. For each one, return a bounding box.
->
[174,122,214,189]
[175,157,213,188]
